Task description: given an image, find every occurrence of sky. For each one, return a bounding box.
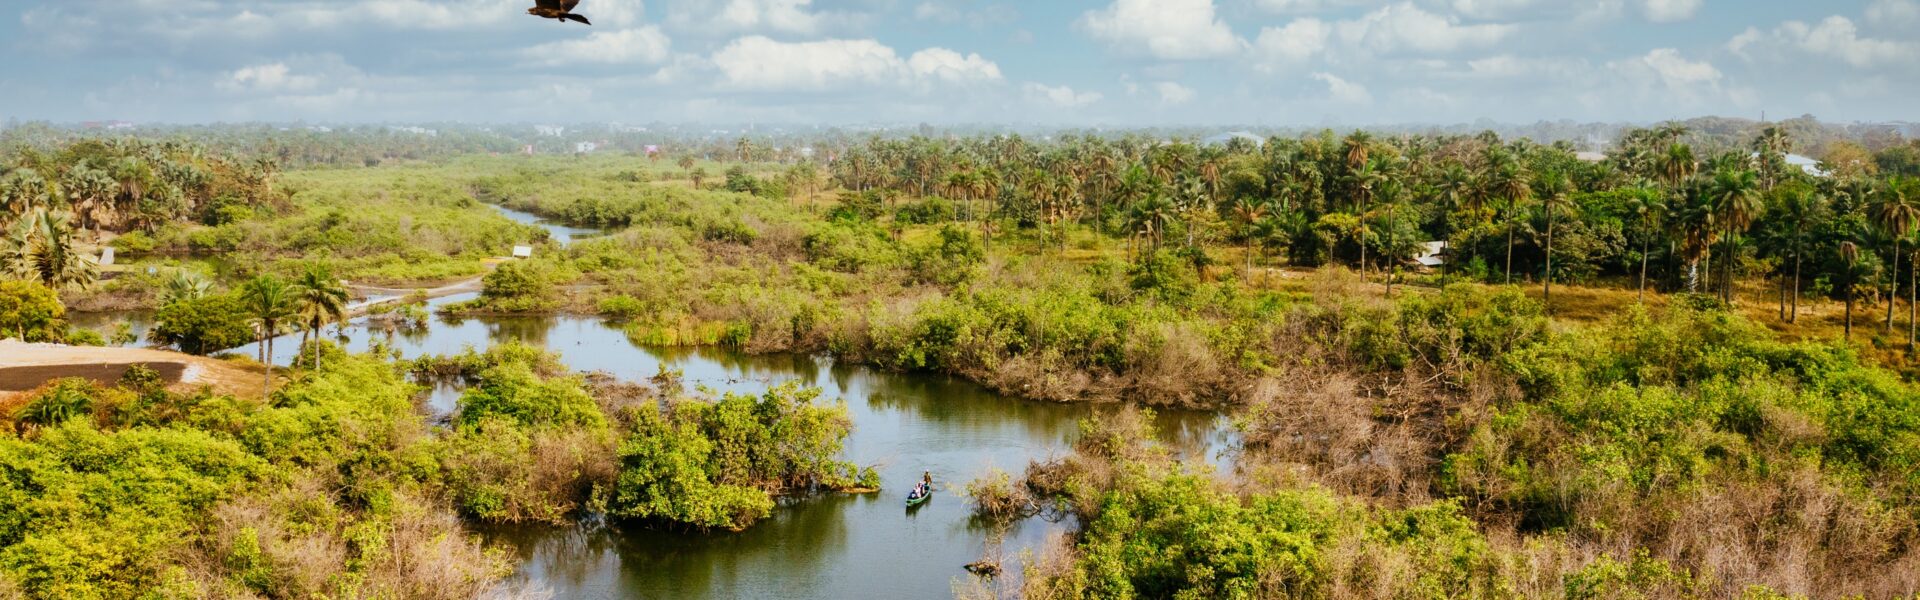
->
[1,0,1916,126]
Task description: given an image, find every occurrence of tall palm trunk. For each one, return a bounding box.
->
[1504,202,1516,284]
[1789,234,1801,323]
[262,332,274,397]
[1910,252,1916,349]
[1891,239,1902,332]
[1638,234,1651,304]
[1723,226,1736,304]
[1385,206,1396,298]
[1244,239,1254,283]
[1846,286,1855,339]
[1543,214,1554,312]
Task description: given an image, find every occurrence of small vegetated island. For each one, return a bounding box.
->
[1,120,1918,598]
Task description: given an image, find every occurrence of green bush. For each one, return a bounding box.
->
[0,280,65,343]
[150,292,254,355]
[609,382,866,530]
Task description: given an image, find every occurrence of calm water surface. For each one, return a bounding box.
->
[78,211,1233,598]
[488,203,603,246]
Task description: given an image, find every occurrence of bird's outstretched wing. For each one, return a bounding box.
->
[563,12,591,24]
[560,0,580,11]
[535,0,561,9]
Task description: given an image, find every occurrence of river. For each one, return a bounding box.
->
[488,202,604,246]
[69,206,1235,598]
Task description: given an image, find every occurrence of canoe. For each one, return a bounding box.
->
[905,487,931,507]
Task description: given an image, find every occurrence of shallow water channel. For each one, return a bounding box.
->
[239,296,1229,598]
[72,205,1235,598]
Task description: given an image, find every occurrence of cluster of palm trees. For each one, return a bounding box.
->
[161,265,348,392]
[820,125,1920,330]
[233,267,349,393]
[0,138,283,291]
[0,209,97,290]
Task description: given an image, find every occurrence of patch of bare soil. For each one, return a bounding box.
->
[0,362,188,392]
[0,341,263,400]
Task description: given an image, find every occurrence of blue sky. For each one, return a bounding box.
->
[0,0,1915,125]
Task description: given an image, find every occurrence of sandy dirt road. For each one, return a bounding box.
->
[0,341,265,400]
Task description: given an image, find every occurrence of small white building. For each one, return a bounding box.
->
[1414,241,1447,268]
[1786,153,1829,178]
[512,245,533,259]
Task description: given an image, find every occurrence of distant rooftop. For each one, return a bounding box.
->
[1201,131,1265,147]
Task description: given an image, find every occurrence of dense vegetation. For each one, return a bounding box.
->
[973,285,1919,598]
[0,337,873,597]
[8,122,1920,597]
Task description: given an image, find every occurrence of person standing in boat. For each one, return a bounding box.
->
[922,471,932,491]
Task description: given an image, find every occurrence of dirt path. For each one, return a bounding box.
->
[0,341,264,400]
[347,274,486,315]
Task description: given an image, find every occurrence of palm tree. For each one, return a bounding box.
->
[1671,188,1718,293]
[1343,160,1386,214]
[1225,196,1268,280]
[1708,169,1763,303]
[1436,164,1477,285]
[1539,174,1576,311]
[1127,195,1179,256]
[1489,160,1533,283]
[1753,126,1792,192]
[293,266,349,370]
[22,210,98,290]
[1841,241,1862,340]
[240,275,298,395]
[161,269,213,306]
[1870,186,1919,331]
[1775,188,1825,322]
[1342,131,1373,171]
[1657,144,1698,193]
[1626,190,1666,303]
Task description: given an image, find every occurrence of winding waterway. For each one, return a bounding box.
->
[73,205,1235,598]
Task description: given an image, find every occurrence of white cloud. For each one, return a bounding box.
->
[1866,0,1920,26]
[1154,82,1196,105]
[1334,3,1515,54]
[1312,72,1372,104]
[1252,0,1383,13]
[1447,0,1537,19]
[912,1,1019,26]
[1461,55,1585,79]
[906,48,1004,84]
[1079,0,1244,60]
[710,36,1001,92]
[1729,16,1920,69]
[224,63,319,92]
[1639,0,1700,23]
[1611,48,1719,89]
[1023,83,1103,108]
[521,27,672,66]
[1251,18,1331,71]
[718,0,820,33]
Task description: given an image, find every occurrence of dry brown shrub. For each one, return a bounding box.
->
[1017,532,1085,600]
[582,372,654,427]
[359,495,513,600]
[1620,465,1920,598]
[1122,321,1229,406]
[978,352,1092,403]
[965,467,1037,521]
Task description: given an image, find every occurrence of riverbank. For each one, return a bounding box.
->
[0,340,264,400]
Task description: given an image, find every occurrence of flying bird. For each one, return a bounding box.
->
[527,0,591,25]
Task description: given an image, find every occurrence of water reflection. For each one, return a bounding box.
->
[486,203,603,246]
[84,293,1231,599]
